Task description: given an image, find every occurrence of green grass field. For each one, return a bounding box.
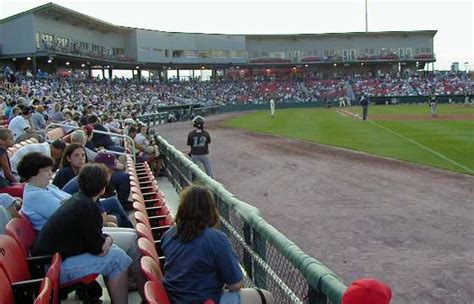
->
[221,104,474,175]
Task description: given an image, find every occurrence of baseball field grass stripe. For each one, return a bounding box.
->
[222,105,474,174]
[369,120,474,174]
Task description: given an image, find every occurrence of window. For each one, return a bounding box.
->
[184,50,198,58]
[198,50,211,58]
[113,48,124,56]
[398,48,404,58]
[165,50,170,57]
[406,48,412,58]
[211,50,227,58]
[56,37,68,48]
[173,50,184,58]
[92,44,101,53]
[80,42,89,51]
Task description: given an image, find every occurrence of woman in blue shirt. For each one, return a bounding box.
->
[161,185,273,304]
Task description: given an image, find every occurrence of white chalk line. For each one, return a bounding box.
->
[335,109,348,117]
[336,109,473,173]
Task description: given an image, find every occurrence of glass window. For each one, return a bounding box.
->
[406,48,412,57]
[80,42,89,51]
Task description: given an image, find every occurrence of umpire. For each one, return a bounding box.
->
[187,116,214,178]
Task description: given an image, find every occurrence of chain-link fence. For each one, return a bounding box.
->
[157,135,347,304]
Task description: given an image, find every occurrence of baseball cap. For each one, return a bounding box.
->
[82,125,93,136]
[342,278,392,304]
[94,152,124,170]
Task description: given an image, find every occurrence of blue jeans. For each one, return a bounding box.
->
[101,197,133,228]
[60,244,132,284]
[220,291,240,304]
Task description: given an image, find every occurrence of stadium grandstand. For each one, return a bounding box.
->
[0,2,473,304]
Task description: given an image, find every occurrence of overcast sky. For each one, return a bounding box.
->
[1,0,472,70]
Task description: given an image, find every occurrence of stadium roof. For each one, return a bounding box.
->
[0,2,437,38]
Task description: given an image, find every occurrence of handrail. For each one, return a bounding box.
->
[44,123,136,162]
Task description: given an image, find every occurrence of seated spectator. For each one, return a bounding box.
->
[61,152,133,227]
[10,139,66,174]
[0,193,21,218]
[8,106,42,143]
[70,129,97,161]
[61,109,80,134]
[52,144,86,189]
[31,105,46,132]
[134,125,162,174]
[18,152,70,231]
[31,163,145,304]
[49,102,65,123]
[88,114,125,153]
[161,184,273,304]
[342,278,392,304]
[0,129,24,197]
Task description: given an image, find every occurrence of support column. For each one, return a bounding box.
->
[137,69,141,81]
[88,68,92,78]
[177,69,180,82]
[108,68,112,79]
[32,56,38,76]
[101,68,105,79]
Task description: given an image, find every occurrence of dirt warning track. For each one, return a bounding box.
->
[156,113,474,304]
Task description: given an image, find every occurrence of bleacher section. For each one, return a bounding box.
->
[0,124,176,303]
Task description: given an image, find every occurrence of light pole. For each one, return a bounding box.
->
[365,0,369,32]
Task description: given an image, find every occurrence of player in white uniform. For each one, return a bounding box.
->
[270,99,275,118]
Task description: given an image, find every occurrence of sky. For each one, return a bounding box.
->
[1,0,472,71]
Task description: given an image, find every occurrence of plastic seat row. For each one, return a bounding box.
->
[7,137,39,158]
[0,215,98,304]
[46,128,65,141]
[123,155,175,304]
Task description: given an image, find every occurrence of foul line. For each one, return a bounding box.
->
[337,109,473,173]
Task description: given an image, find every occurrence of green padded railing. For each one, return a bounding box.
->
[156,135,347,304]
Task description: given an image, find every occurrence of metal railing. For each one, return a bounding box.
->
[156,135,347,304]
[44,123,136,162]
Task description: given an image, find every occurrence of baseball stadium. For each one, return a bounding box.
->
[0,2,472,304]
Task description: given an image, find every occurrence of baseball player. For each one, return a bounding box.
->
[187,116,214,178]
[360,94,369,121]
[429,94,438,118]
[269,99,275,118]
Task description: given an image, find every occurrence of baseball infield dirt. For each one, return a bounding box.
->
[156,112,474,304]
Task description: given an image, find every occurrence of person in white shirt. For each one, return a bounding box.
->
[8,106,35,143]
[9,140,66,174]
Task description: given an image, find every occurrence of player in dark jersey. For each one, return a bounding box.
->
[187,116,214,178]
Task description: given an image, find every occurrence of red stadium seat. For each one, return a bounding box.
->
[5,216,37,256]
[144,280,171,304]
[138,237,163,264]
[34,277,52,304]
[0,268,14,304]
[140,256,163,283]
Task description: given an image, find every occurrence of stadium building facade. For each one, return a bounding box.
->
[0,2,436,80]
